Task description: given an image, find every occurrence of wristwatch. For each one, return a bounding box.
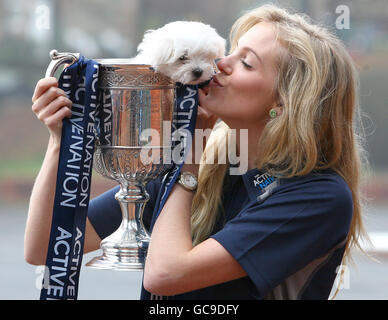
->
[177,171,198,192]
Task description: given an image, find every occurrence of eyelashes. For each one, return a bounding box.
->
[240,59,252,69]
[214,56,253,70]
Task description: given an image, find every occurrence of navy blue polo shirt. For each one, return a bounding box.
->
[88,167,353,300]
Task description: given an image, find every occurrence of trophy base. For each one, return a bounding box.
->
[85,247,146,271]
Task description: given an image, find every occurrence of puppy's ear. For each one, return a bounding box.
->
[216,37,226,58]
[137,29,175,67]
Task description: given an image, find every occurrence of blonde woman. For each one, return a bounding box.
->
[26,4,367,300]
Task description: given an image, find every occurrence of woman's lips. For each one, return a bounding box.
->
[210,76,223,87]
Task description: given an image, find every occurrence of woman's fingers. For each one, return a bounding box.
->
[44,106,72,130]
[198,87,207,107]
[32,77,58,103]
[36,94,72,123]
[199,85,210,96]
[197,105,211,117]
[32,86,67,115]
[196,105,218,131]
[31,77,73,136]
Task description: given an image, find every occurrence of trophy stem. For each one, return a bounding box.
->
[85,182,150,271]
[116,182,151,248]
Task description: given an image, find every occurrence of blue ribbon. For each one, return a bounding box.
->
[153,83,198,220]
[40,56,99,300]
[141,83,198,300]
[40,57,198,299]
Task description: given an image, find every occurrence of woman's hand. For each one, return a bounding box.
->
[197,86,218,131]
[195,105,218,132]
[31,77,72,146]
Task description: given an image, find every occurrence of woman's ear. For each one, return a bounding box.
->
[275,102,283,116]
[268,102,283,118]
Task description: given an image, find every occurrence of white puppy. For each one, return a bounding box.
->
[130,21,226,84]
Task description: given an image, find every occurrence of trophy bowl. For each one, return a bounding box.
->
[87,61,175,270]
[46,51,176,271]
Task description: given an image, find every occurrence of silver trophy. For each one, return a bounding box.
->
[46,50,175,271]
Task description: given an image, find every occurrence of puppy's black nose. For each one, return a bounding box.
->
[192,68,203,78]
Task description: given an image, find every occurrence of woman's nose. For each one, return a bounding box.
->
[215,57,232,75]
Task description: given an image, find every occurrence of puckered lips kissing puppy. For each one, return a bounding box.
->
[130,21,226,85]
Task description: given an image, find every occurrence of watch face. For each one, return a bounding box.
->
[185,175,197,188]
[182,172,197,189]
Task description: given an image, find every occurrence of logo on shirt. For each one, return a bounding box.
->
[253,172,275,190]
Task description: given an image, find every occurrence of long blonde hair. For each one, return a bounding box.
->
[191,4,369,274]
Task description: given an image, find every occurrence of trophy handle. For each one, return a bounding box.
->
[45,49,80,78]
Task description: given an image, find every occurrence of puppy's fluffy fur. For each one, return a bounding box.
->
[130,21,226,84]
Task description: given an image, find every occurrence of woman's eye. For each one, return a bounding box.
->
[240,59,252,69]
